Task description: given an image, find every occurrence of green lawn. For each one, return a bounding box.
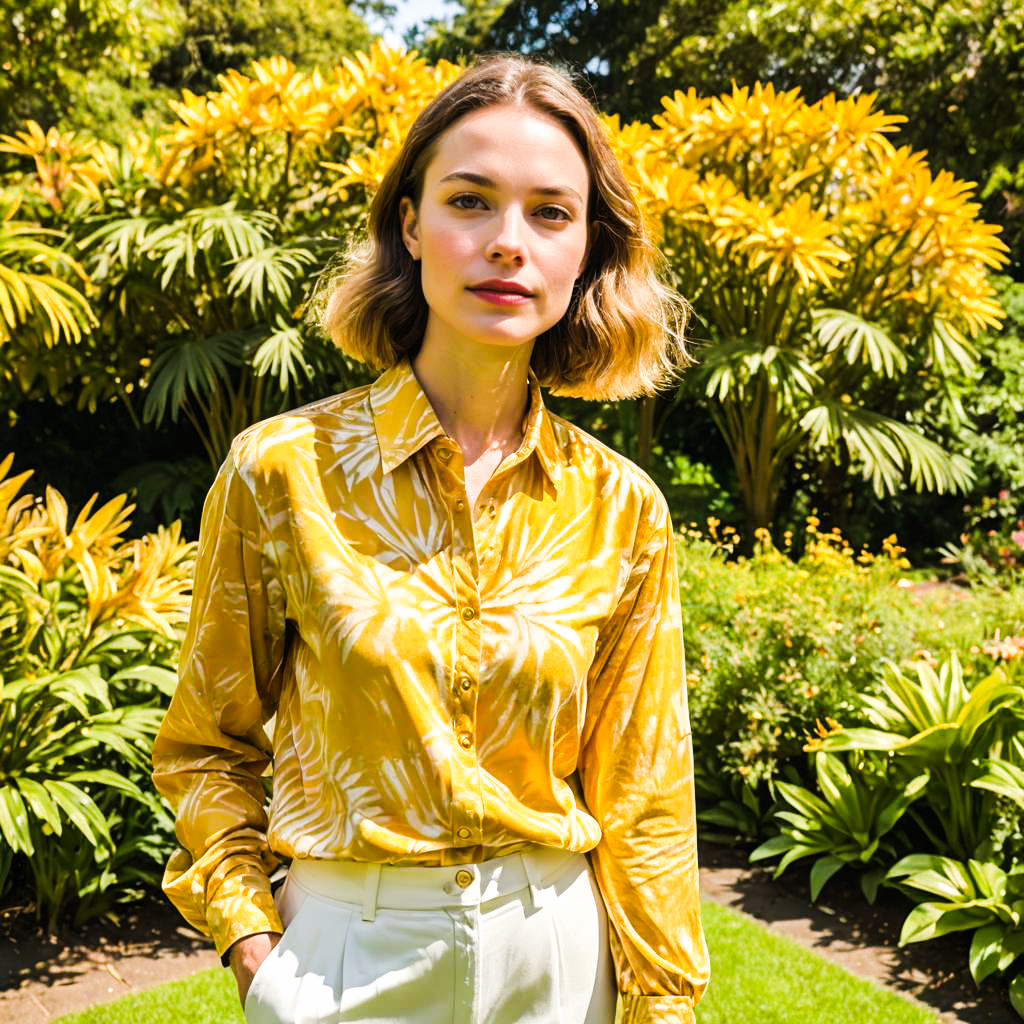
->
[54,900,940,1024]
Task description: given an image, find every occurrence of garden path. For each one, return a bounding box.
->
[0,842,1017,1023]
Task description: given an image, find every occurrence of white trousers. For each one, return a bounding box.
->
[243,845,617,1024]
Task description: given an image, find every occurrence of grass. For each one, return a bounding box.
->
[692,901,939,1023]
[53,899,941,1024]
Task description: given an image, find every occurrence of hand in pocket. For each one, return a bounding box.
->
[228,931,283,1007]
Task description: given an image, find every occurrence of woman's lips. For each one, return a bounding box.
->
[469,288,533,306]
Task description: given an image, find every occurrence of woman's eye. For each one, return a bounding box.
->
[449,194,486,210]
[537,206,571,222]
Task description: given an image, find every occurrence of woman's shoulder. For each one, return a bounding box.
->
[547,411,671,526]
[227,381,375,477]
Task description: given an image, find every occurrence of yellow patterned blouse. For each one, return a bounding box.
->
[152,358,709,1023]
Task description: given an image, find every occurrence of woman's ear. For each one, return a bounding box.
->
[399,196,421,260]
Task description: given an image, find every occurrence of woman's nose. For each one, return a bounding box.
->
[487,208,527,263]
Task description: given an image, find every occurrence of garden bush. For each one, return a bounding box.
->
[747,651,1024,1015]
[0,453,194,930]
[680,518,1024,792]
[681,520,1024,1015]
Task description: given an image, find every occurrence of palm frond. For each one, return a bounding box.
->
[227,245,317,316]
[252,321,312,392]
[811,308,908,377]
[143,331,245,425]
[801,400,973,496]
[929,317,978,375]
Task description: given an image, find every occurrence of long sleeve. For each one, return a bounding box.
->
[151,452,287,957]
[578,496,710,1024]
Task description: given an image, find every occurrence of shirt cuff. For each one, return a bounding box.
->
[161,845,284,960]
[619,993,697,1024]
[206,868,285,958]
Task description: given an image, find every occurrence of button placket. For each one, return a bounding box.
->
[437,441,484,848]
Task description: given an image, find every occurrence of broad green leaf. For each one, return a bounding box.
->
[900,902,992,945]
[970,922,1009,985]
[14,777,63,836]
[45,780,111,848]
[749,834,797,862]
[809,855,845,901]
[972,758,1024,803]
[1009,973,1024,1017]
[0,785,33,854]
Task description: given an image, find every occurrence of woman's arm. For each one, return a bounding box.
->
[151,452,288,960]
[578,493,710,1024]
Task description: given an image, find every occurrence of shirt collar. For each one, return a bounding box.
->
[369,358,563,491]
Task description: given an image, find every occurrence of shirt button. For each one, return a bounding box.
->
[458,732,473,749]
[437,448,453,462]
[457,676,472,692]
[454,499,465,512]
[456,826,471,840]
[455,869,474,888]
[461,607,476,621]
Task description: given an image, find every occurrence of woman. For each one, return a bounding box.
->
[152,54,710,1024]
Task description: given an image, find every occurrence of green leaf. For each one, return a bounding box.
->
[1009,973,1024,1017]
[799,401,971,497]
[15,777,63,836]
[45,780,111,848]
[63,770,145,801]
[227,246,317,317]
[970,922,1008,985]
[886,854,976,900]
[110,664,178,698]
[929,317,978,376]
[900,903,992,945]
[861,866,885,905]
[251,322,312,392]
[875,773,929,837]
[749,834,797,862]
[809,855,845,901]
[143,331,246,426]
[0,785,33,854]
[811,308,908,377]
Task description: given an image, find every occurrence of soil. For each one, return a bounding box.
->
[0,842,1018,1023]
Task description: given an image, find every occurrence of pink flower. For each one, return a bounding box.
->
[1011,529,1024,550]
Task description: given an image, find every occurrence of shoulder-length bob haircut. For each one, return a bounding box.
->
[319,53,688,400]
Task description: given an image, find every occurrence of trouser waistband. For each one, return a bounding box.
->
[286,845,582,923]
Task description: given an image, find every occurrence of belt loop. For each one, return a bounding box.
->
[362,862,382,922]
[519,851,547,911]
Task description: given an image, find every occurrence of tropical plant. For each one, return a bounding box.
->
[6,46,461,464]
[0,196,96,401]
[811,653,1024,862]
[694,755,779,846]
[885,854,1024,1015]
[0,453,193,928]
[0,667,170,930]
[749,751,929,903]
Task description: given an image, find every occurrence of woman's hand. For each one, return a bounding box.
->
[228,931,283,1008]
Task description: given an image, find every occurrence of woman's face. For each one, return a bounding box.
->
[400,104,591,355]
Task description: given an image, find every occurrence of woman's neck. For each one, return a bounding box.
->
[411,334,534,465]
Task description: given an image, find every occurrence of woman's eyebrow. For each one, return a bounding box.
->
[438,170,584,204]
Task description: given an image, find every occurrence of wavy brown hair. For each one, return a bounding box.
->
[319,54,688,400]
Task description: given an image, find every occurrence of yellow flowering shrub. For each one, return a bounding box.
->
[0,49,1010,527]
